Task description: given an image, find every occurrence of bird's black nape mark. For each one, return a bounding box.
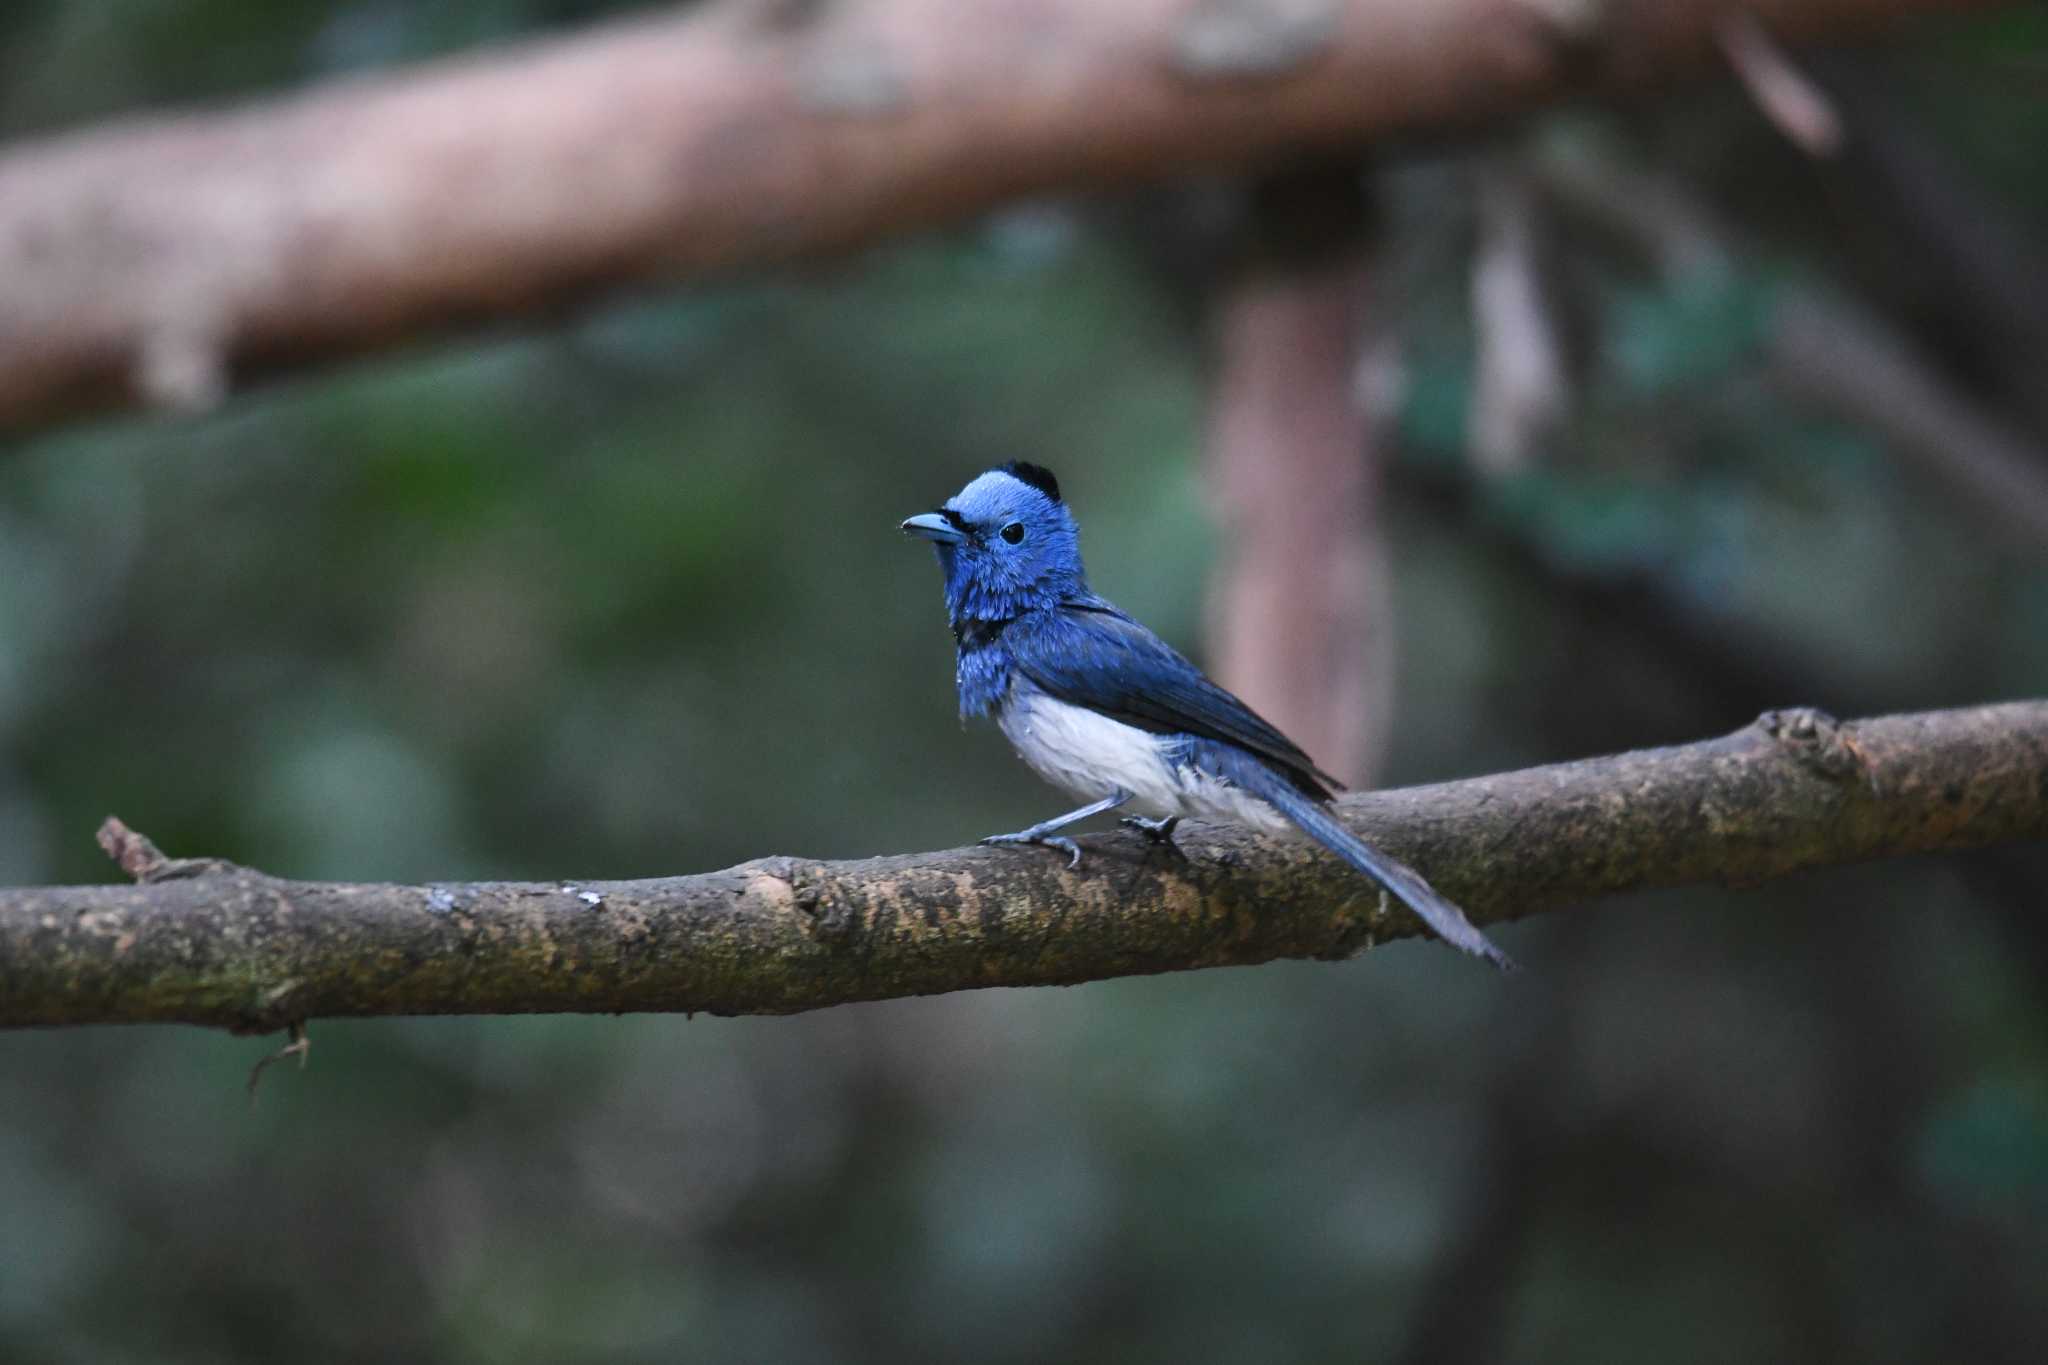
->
[998,460,1062,504]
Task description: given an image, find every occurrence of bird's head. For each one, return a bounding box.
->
[901,461,1084,622]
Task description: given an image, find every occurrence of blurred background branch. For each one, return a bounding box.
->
[0,0,1989,433]
[1533,130,2048,548]
[5,702,2044,1032]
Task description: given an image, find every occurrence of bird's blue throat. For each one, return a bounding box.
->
[929,550,1073,721]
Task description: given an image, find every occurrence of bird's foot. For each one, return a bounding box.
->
[1122,818,1187,859]
[1119,814,1183,851]
[980,829,1085,870]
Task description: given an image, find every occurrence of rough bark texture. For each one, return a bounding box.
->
[0,0,1982,433]
[2,703,2042,1033]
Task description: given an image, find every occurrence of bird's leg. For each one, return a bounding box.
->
[1119,814,1181,847]
[981,791,1130,869]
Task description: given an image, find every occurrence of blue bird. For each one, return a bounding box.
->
[901,462,1514,970]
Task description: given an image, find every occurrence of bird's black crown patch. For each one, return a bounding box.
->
[998,460,1062,504]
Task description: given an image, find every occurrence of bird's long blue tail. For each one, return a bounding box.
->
[1240,765,1516,971]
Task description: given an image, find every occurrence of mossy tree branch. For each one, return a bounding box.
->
[2,702,2043,1034]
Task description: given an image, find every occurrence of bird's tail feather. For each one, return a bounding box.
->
[1245,770,1516,971]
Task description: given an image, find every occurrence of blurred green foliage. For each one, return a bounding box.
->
[2,4,2046,1363]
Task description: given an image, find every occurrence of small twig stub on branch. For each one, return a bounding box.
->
[97,816,171,883]
[247,1021,311,1102]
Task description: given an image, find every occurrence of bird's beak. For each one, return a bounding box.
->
[900,512,966,545]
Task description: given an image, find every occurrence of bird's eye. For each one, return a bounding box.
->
[1000,522,1026,544]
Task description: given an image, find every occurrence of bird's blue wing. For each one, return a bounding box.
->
[1013,598,1341,799]
[1017,597,1514,970]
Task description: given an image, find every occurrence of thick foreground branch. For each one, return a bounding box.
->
[0,0,1981,432]
[2,703,2043,1033]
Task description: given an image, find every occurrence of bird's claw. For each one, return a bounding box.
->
[1119,814,1181,848]
[980,831,1085,869]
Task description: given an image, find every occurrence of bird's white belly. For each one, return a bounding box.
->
[996,687,1290,833]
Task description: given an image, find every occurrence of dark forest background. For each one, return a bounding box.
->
[1,3,2045,1361]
